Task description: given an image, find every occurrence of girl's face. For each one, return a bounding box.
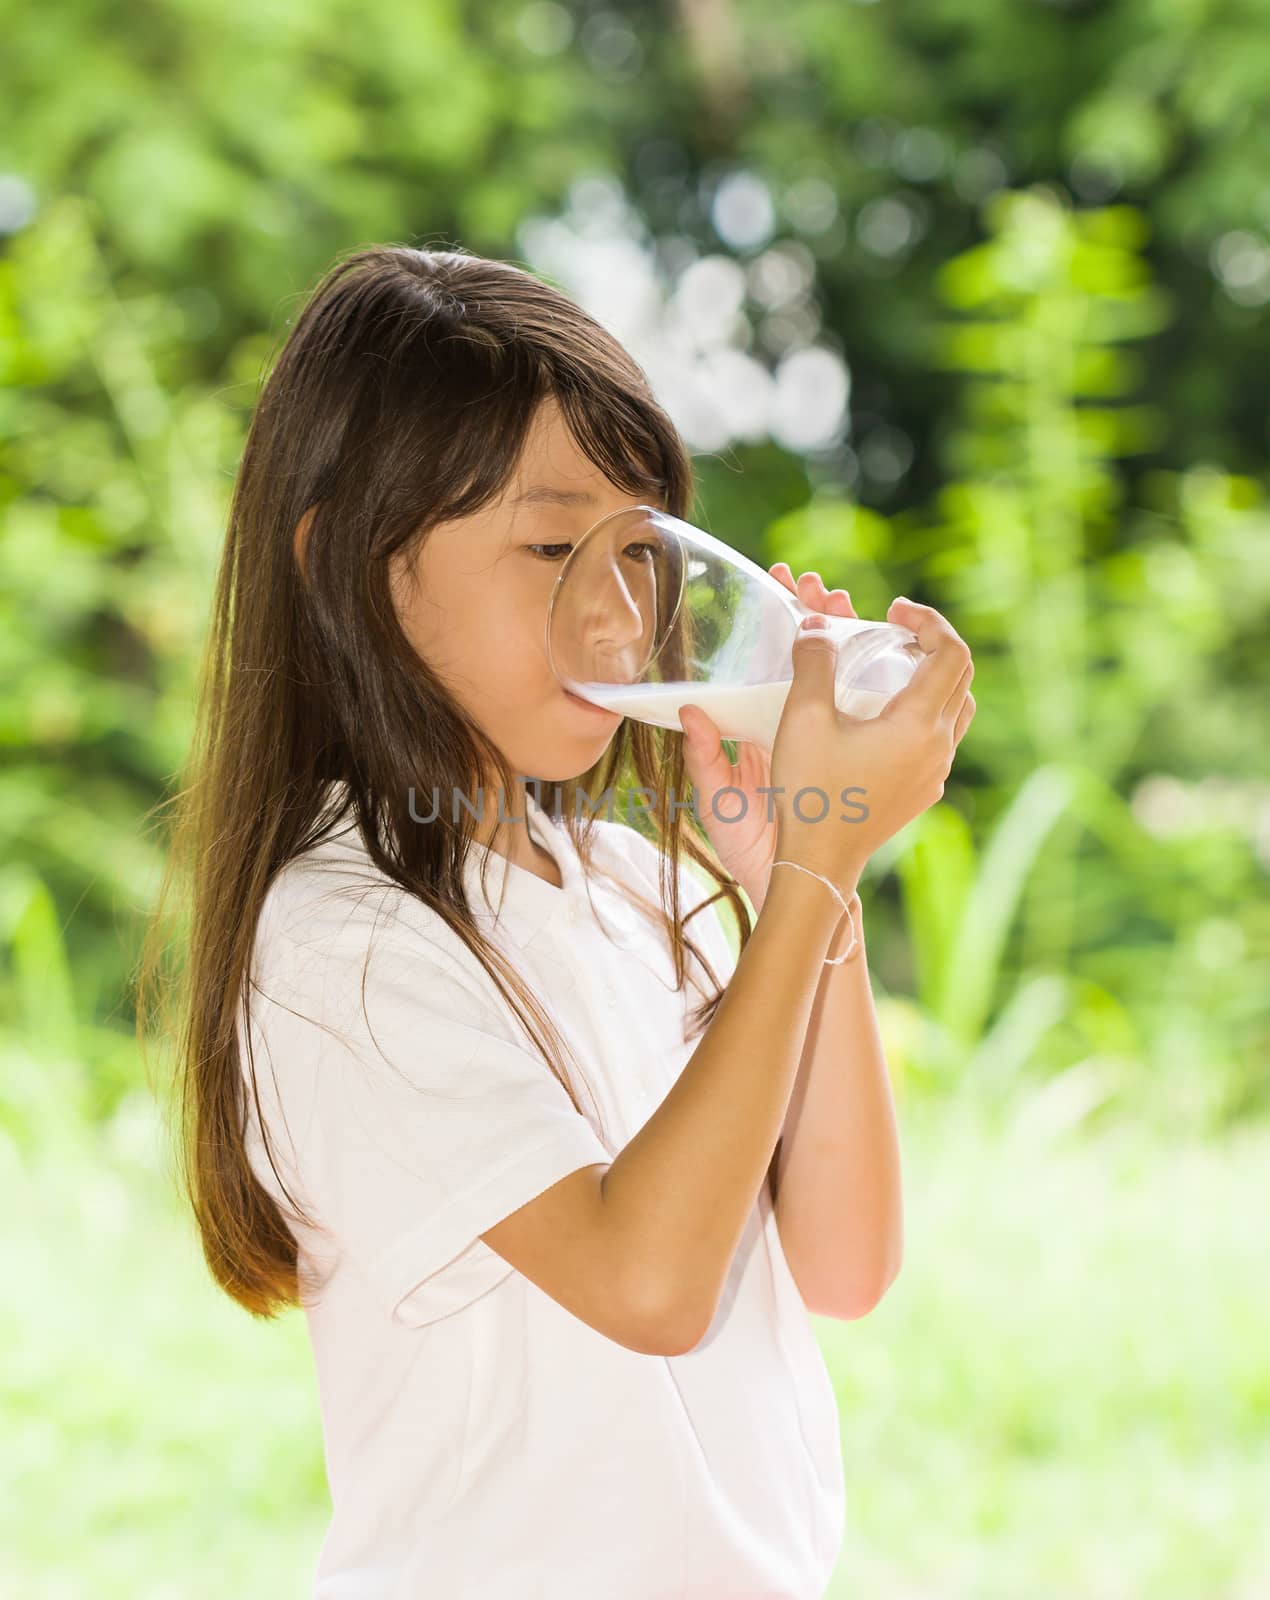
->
[390,398,653,788]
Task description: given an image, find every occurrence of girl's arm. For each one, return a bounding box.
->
[768,905,904,1320]
[481,862,853,1354]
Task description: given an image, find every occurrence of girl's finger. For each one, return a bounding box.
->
[953,691,976,745]
[942,657,975,723]
[773,562,855,614]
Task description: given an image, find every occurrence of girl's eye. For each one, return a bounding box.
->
[527,543,657,563]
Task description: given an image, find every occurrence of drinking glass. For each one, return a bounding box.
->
[545,505,922,750]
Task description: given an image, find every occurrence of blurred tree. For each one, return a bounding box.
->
[0,0,1266,1132]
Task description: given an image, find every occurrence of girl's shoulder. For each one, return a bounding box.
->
[252,816,478,996]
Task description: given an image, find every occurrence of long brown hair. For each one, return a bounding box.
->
[135,242,754,1321]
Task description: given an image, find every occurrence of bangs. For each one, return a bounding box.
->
[553,382,676,510]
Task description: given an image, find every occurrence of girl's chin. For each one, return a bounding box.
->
[525,759,607,785]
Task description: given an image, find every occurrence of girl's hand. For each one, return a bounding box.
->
[770,589,976,902]
[678,563,860,921]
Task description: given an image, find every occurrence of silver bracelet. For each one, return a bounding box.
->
[770,860,860,965]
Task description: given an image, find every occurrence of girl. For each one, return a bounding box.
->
[140,243,975,1599]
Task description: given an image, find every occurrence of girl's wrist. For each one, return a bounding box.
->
[825,889,865,963]
[740,873,864,959]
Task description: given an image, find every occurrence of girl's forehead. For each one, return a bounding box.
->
[510,398,621,498]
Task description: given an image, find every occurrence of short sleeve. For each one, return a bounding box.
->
[242,884,612,1330]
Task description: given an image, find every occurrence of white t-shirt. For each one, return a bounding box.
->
[238,780,845,1599]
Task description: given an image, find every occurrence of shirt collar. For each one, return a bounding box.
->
[463,787,584,941]
[466,791,648,953]
[314,779,633,948]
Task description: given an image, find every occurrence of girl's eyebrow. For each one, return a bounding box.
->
[513,486,599,508]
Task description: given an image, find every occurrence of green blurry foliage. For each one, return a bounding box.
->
[1,199,227,1130]
[765,191,1269,1131]
[0,0,1267,1160]
[1,11,1267,1592]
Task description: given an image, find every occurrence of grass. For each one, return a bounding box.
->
[2,1086,1266,1599]
[820,1093,1270,1598]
